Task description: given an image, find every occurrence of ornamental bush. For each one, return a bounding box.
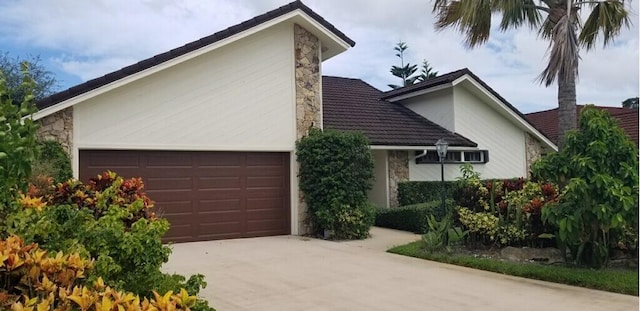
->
[532,106,639,268]
[31,140,73,183]
[9,172,214,310]
[296,129,375,239]
[453,165,557,248]
[0,235,198,310]
[375,199,454,233]
[0,64,39,227]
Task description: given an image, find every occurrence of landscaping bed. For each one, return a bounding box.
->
[389,241,639,296]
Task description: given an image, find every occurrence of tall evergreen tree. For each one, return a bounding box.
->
[388,42,419,89]
[417,60,438,82]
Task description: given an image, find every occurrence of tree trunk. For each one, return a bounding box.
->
[557,68,577,150]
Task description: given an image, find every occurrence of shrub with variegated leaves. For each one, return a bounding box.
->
[0,235,198,311]
[9,172,214,310]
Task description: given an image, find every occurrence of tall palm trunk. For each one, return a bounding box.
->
[557,68,577,149]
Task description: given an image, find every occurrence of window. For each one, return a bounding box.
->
[415,150,488,164]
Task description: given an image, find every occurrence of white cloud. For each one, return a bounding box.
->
[0,0,637,113]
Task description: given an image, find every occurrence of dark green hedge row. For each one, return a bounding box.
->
[398,181,462,206]
[375,199,454,233]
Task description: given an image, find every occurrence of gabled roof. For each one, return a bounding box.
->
[381,68,557,151]
[525,105,639,146]
[322,76,477,147]
[36,0,354,112]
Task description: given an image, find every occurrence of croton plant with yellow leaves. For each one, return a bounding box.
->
[1,235,197,311]
[7,172,214,311]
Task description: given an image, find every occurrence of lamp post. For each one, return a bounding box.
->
[435,138,449,214]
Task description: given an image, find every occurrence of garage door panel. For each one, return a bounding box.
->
[246,154,286,166]
[246,198,284,210]
[155,201,193,215]
[143,177,193,190]
[198,177,241,189]
[196,153,243,167]
[246,176,284,188]
[81,152,140,168]
[246,167,286,176]
[145,190,191,202]
[145,153,193,167]
[246,208,286,220]
[198,199,241,212]
[246,188,284,199]
[198,189,243,200]
[195,168,244,178]
[80,150,290,242]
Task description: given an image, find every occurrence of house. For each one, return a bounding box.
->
[525,105,639,146]
[323,70,556,209]
[33,1,555,242]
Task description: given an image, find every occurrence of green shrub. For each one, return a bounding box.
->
[0,235,200,310]
[31,139,72,182]
[0,64,39,226]
[296,128,375,239]
[398,181,461,206]
[532,106,639,268]
[9,172,214,310]
[375,199,454,233]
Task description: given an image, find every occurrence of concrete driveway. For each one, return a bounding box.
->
[163,227,637,311]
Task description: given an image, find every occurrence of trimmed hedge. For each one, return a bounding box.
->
[398,181,462,206]
[375,199,454,233]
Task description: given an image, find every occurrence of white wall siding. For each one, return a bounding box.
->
[452,86,526,179]
[368,150,389,208]
[401,89,455,132]
[76,23,295,151]
[409,86,527,181]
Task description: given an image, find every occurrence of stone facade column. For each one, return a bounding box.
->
[294,24,321,234]
[388,150,409,208]
[525,133,543,177]
[36,107,73,158]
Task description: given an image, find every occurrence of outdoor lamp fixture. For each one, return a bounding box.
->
[435,138,449,214]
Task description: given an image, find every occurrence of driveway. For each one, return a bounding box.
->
[163,227,637,311]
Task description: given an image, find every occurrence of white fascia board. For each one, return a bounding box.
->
[384,83,452,103]
[34,9,350,121]
[452,74,558,152]
[370,145,478,151]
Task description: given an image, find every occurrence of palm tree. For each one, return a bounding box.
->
[432,0,631,149]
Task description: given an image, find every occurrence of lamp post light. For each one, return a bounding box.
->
[435,138,449,214]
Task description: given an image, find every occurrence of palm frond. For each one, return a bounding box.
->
[495,0,543,30]
[538,13,580,86]
[578,1,631,50]
[433,0,493,47]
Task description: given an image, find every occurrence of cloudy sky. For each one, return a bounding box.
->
[0,0,637,113]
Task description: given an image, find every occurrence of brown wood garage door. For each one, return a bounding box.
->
[79,150,290,242]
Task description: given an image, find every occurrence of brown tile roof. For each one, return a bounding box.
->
[381,68,550,143]
[525,106,639,146]
[322,76,477,147]
[36,0,354,110]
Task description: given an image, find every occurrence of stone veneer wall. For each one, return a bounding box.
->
[294,24,321,234]
[388,150,409,208]
[525,133,543,177]
[36,107,73,157]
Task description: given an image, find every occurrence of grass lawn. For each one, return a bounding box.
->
[389,241,639,296]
